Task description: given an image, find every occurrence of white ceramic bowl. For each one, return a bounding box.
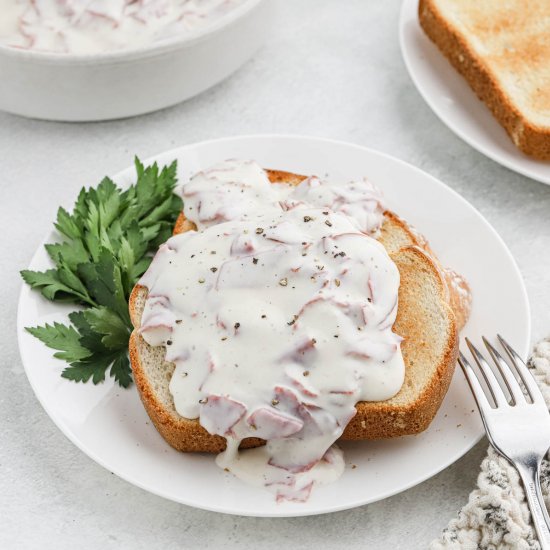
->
[0,0,271,122]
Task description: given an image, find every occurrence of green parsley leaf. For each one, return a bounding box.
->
[45,240,89,271]
[83,307,130,351]
[54,207,82,241]
[22,157,183,388]
[62,353,120,385]
[25,323,91,362]
[77,248,130,325]
[109,354,133,389]
[20,268,95,305]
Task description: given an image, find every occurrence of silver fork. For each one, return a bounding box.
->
[459,335,550,549]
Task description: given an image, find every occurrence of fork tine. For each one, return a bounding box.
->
[497,335,540,403]
[482,337,522,405]
[458,351,492,413]
[465,338,507,407]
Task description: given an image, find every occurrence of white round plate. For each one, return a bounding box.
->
[18,135,530,517]
[399,0,550,185]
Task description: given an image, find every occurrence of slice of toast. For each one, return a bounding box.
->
[129,169,462,452]
[419,0,550,160]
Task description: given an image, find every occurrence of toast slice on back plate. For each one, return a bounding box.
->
[129,169,466,452]
[419,0,550,159]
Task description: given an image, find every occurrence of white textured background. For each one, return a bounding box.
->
[2,1,550,548]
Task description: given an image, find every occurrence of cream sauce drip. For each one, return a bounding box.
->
[139,159,405,502]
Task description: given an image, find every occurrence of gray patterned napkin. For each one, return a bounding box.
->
[431,338,550,550]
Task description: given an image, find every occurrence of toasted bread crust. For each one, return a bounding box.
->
[129,168,463,451]
[419,0,550,160]
[342,245,458,439]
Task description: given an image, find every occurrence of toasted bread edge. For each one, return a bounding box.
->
[419,0,550,160]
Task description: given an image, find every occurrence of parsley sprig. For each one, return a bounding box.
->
[21,158,182,388]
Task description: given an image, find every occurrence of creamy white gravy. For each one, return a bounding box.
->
[139,159,405,502]
[0,0,246,54]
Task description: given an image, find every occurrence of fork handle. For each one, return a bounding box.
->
[516,460,550,550]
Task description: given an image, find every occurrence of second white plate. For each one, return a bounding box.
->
[18,135,530,517]
[400,0,550,185]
